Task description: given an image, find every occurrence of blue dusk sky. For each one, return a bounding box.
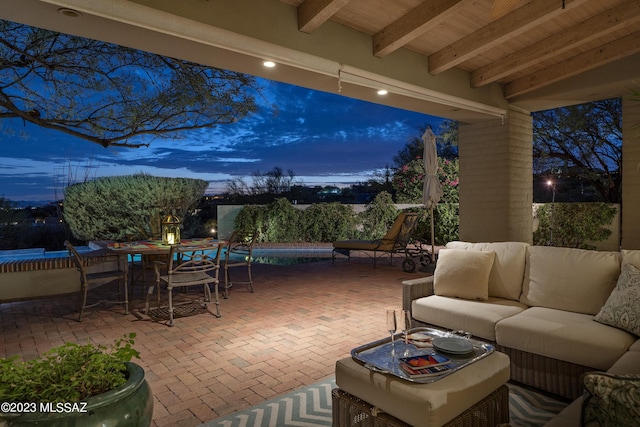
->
[0,78,442,203]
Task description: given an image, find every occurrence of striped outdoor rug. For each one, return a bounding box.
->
[201,378,567,427]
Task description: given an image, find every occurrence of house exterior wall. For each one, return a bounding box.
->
[622,98,640,249]
[458,107,533,243]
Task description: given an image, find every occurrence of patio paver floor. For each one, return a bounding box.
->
[0,257,421,427]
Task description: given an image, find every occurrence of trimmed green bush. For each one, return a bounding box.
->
[357,192,398,240]
[300,202,356,242]
[64,174,208,241]
[262,198,302,242]
[407,203,459,245]
[234,204,267,239]
[533,202,617,249]
[233,193,457,244]
[234,198,302,243]
[234,195,398,243]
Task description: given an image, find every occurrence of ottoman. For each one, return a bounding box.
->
[334,351,511,427]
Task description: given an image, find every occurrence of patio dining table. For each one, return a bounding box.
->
[107,238,227,295]
[107,238,225,255]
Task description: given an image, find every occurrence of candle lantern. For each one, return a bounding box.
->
[161,214,181,245]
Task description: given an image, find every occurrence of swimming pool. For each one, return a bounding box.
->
[0,246,93,262]
[0,245,334,302]
[248,248,333,265]
[0,246,333,265]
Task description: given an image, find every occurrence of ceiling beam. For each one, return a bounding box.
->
[428,0,590,75]
[298,0,351,33]
[491,0,526,20]
[373,0,464,58]
[471,0,640,88]
[505,31,640,99]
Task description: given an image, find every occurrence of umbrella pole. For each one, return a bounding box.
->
[430,206,436,264]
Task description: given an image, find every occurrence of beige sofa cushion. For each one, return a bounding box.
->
[434,249,495,301]
[495,307,636,370]
[622,249,640,268]
[445,241,528,301]
[608,350,640,375]
[520,246,621,315]
[412,295,527,341]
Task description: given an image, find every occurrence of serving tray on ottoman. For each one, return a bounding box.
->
[351,326,495,383]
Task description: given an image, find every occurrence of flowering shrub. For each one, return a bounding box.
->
[393,157,459,244]
[393,157,459,204]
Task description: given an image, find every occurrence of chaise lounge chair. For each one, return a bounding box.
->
[332,212,421,271]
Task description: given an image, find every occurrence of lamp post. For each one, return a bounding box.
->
[547,180,556,245]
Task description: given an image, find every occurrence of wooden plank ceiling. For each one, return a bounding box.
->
[282,0,640,100]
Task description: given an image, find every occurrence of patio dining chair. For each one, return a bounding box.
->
[129,253,169,298]
[65,241,129,321]
[145,241,223,326]
[222,230,257,298]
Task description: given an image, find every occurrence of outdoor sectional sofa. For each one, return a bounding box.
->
[402,241,640,425]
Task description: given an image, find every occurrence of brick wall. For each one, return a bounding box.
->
[458,107,533,243]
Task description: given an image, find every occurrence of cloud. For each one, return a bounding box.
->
[0,78,442,202]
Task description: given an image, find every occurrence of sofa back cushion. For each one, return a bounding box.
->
[445,241,528,300]
[622,250,640,268]
[434,249,495,301]
[520,246,621,315]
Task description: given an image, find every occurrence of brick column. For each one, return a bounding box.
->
[458,107,533,243]
[622,98,640,249]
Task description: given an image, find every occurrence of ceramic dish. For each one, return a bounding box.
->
[432,337,474,355]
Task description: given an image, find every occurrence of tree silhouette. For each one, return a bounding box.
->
[533,98,622,203]
[0,21,261,148]
[392,120,458,168]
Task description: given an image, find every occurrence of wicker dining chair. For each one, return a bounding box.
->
[65,241,129,321]
[223,230,257,298]
[146,241,223,326]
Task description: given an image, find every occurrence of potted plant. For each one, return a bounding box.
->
[0,333,153,427]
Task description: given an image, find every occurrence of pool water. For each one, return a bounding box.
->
[0,247,93,262]
[232,248,333,265]
[0,247,333,266]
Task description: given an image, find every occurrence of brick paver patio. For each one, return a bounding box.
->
[0,257,422,426]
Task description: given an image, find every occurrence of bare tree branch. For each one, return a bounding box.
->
[0,21,262,148]
[532,98,622,202]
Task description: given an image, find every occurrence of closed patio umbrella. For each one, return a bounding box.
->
[422,127,443,263]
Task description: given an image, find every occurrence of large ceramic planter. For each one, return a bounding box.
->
[0,362,153,427]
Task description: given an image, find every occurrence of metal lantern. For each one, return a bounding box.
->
[161,214,181,245]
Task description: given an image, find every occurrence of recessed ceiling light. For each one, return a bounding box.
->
[263,61,276,68]
[57,8,82,18]
[377,89,388,96]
